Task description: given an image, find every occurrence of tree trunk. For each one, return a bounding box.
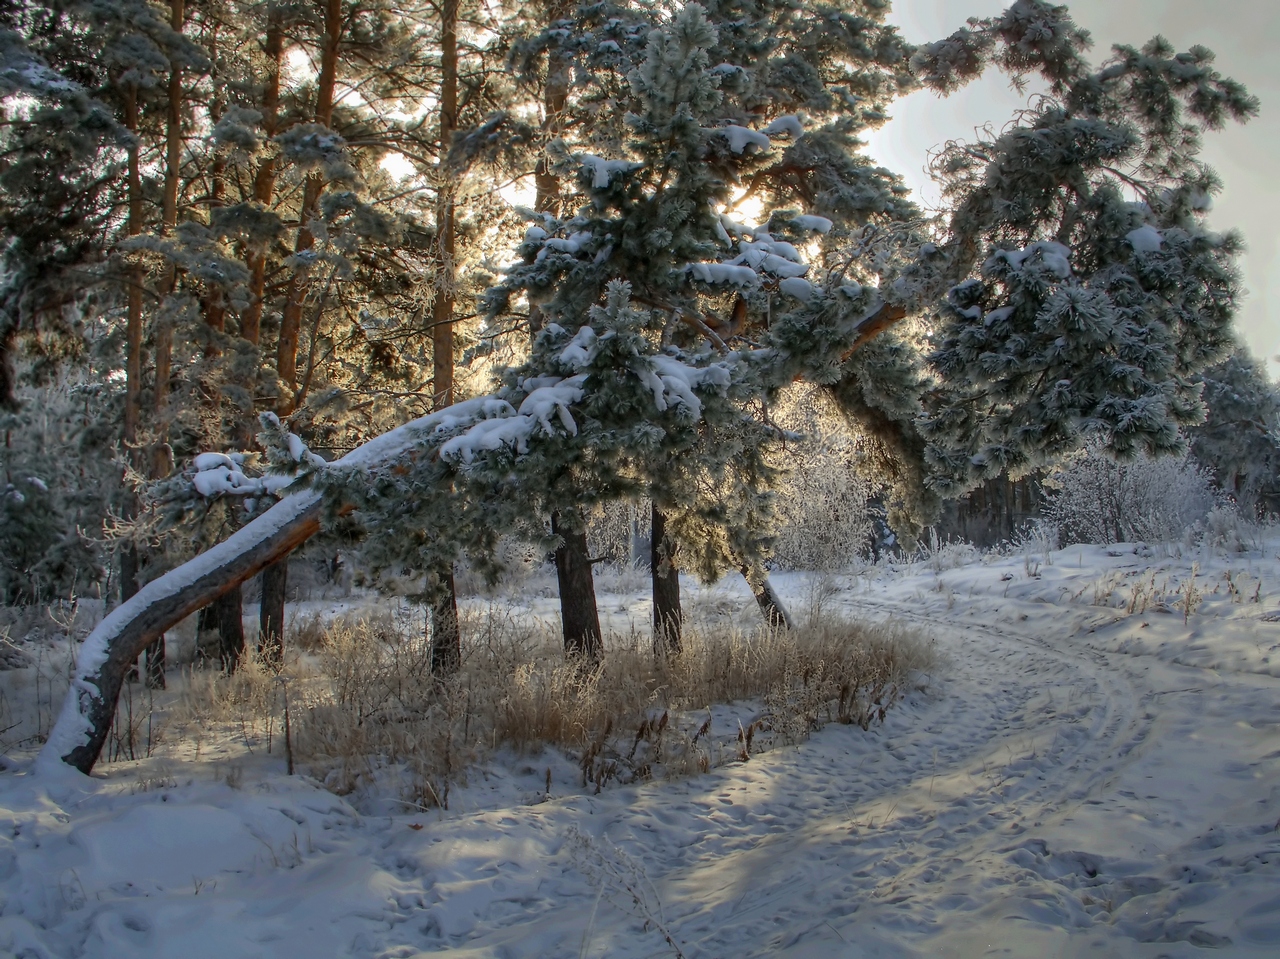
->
[651,504,682,655]
[216,583,245,672]
[241,10,283,347]
[741,565,793,631]
[528,25,569,335]
[201,31,227,351]
[430,568,461,676]
[258,558,287,667]
[122,83,143,451]
[552,511,602,660]
[153,0,184,434]
[425,0,462,677]
[120,84,170,690]
[45,493,325,774]
[277,0,342,408]
[433,0,457,411]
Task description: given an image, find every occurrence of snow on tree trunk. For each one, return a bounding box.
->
[40,492,325,775]
[742,565,793,632]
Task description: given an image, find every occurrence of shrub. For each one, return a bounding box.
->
[768,388,873,570]
[1044,443,1222,545]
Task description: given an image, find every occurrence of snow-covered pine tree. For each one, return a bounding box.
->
[0,10,126,410]
[916,1,1256,488]
[1188,346,1280,517]
[41,1,1261,774]
[483,0,924,642]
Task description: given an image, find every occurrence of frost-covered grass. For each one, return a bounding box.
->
[170,606,931,811]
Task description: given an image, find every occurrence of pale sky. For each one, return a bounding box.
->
[861,0,1280,376]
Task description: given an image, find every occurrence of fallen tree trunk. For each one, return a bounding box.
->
[39,402,489,776]
[40,397,520,775]
[41,492,325,775]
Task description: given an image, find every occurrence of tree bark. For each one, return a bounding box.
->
[528,22,569,335]
[552,511,602,660]
[216,583,245,671]
[120,83,171,689]
[277,0,342,406]
[244,11,289,662]
[153,0,185,430]
[122,83,143,452]
[741,564,793,631]
[427,0,462,677]
[433,0,457,410]
[258,558,287,667]
[47,493,325,774]
[651,504,682,655]
[241,9,283,347]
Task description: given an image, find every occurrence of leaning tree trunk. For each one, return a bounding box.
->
[42,494,326,775]
[651,504,682,655]
[552,511,602,660]
[741,564,793,631]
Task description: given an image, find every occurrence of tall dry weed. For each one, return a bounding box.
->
[282,606,932,807]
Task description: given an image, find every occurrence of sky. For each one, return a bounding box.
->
[861,0,1280,377]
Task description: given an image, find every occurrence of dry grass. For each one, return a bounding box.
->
[278,606,933,807]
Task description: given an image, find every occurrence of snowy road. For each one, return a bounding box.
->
[381,594,1279,958]
[3,551,1280,957]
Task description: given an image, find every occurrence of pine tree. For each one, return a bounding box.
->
[1188,346,1280,516]
[484,0,922,638]
[37,1,1262,774]
[917,1,1256,487]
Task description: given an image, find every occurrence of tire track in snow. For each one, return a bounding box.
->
[652,597,1157,955]
[371,598,1158,957]
[365,596,1279,957]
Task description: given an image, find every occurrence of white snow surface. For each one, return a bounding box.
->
[730,235,810,280]
[778,277,815,300]
[791,214,833,234]
[988,240,1073,279]
[762,114,804,138]
[437,377,588,464]
[13,536,1280,956]
[578,154,642,189]
[719,124,772,154]
[1127,225,1165,253]
[687,262,759,287]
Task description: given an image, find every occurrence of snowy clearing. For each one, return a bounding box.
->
[2,538,1279,957]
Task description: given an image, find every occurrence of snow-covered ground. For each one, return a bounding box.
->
[2,536,1279,957]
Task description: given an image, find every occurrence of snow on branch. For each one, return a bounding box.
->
[719,125,771,154]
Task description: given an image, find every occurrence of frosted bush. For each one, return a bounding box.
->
[768,388,874,571]
[1195,505,1267,553]
[1045,444,1222,545]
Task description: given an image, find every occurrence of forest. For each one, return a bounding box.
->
[0,0,1278,955]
